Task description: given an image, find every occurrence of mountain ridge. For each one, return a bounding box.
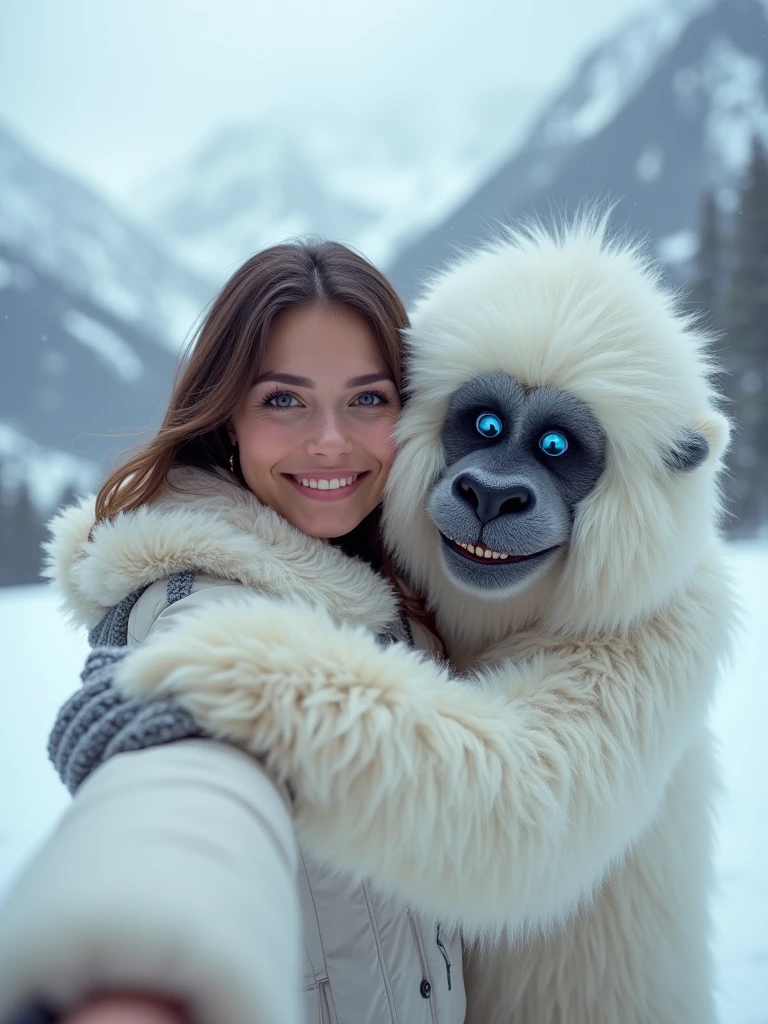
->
[0,124,211,353]
[389,0,768,300]
[132,89,541,280]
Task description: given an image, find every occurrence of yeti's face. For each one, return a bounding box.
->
[426,372,606,596]
[384,221,731,632]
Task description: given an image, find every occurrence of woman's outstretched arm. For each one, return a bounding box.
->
[0,739,302,1024]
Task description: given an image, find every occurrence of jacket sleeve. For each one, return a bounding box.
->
[113,571,732,936]
[0,738,303,1024]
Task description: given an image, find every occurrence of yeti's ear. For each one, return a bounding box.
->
[663,411,730,473]
[664,430,709,473]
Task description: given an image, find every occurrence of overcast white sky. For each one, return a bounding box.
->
[0,0,653,206]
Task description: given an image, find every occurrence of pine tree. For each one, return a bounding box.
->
[0,472,86,590]
[0,479,46,586]
[5,481,46,585]
[691,190,722,327]
[58,482,80,510]
[0,456,9,587]
[723,135,768,535]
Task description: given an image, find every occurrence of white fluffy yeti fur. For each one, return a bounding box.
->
[117,220,735,1022]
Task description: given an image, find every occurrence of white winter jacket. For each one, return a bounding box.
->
[0,469,466,1024]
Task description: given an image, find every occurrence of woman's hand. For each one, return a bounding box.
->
[60,994,188,1024]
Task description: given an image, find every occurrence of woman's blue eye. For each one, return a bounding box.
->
[267,393,299,408]
[355,392,383,406]
[539,431,569,457]
[476,412,503,438]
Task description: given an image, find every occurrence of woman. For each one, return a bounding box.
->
[0,240,464,1024]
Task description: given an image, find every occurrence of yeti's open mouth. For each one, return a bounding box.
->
[441,535,560,564]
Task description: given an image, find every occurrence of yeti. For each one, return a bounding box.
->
[118,219,735,1022]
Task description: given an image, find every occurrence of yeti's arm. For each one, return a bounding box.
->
[116,581,726,934]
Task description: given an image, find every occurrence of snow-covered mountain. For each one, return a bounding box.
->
[0,421,98,511]
[0,127,208,494]
[0,242,179,469]
[133,89,539,281]
[390,0,768,300]
[0,125,211,352]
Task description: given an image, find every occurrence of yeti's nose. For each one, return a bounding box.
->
[455,475,534,523]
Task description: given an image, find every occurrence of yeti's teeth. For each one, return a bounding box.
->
[450,537,513,561]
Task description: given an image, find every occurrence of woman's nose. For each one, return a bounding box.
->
[306,411,353,459]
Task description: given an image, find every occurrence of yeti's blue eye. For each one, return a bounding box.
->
[476,412,503,438]
[539,431,569,457]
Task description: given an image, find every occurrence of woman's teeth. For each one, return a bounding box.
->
[293,474,359,491]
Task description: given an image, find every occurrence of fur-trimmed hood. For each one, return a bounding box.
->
[44,466,400,635]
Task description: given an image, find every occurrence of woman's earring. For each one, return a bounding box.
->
[229,447,236,474]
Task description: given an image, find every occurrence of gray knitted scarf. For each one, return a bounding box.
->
[49,570,413,794]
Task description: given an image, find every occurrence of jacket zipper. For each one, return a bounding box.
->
[318,978,333,1024]
[408,912,439,1024]
[361,883,399,1021]
[436,923,452,991]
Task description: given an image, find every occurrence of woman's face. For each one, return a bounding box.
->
[229,303,402,539]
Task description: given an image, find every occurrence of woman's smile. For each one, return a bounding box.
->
[283,470,370,501]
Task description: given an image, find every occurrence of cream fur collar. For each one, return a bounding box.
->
[44,466,399,633]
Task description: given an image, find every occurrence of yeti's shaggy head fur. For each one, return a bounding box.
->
[384,217,730,641]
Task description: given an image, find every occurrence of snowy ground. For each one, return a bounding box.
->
[0,545,766,1022]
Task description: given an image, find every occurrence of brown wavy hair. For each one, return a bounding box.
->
[94,238,438,639]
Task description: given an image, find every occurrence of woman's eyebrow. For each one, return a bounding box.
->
[346,372,395,388]
[253,372,315,388]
